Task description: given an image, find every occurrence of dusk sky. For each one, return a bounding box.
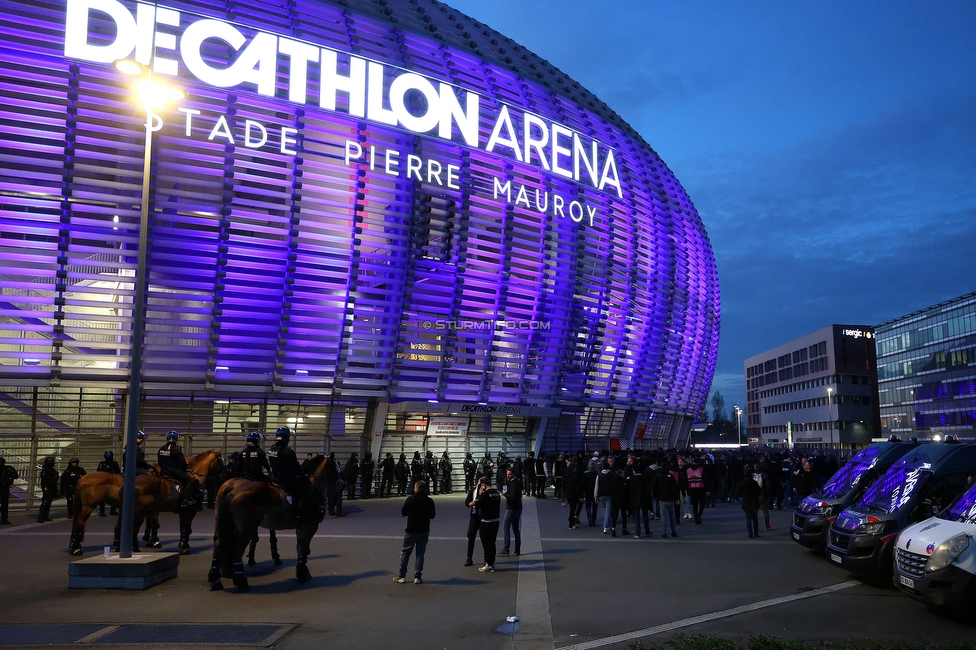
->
[448,0,976,415]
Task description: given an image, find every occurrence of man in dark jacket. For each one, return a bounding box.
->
[564,458,583,529]
[379,452,396,498]
[464,478,486,566]
[395,453,409,496]
[739,465,763,539]
[360,452,375,498]
[269,427,318,523]
[60,458,86,518]
[96,451,121,516]
[524,451,536,497]
[581,457,599,526]
[609,467,629,537]
[476,478,502,572]
[158,430,199,507]
[410,451,425,495]
[439,451,453,494]
[595,457,614,532]
[37,457,58,522]
[344,453,360,500]
[240,432,271,481]
[393,480,436,584]
[501,467,522,555]
[424,451,438,495]
[654,462,680,538]
[0,456,19,524]
[463,453,476,493]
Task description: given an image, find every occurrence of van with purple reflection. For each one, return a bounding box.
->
[894,472,976,614]
[791,440,917,551]
[826,440,976,578]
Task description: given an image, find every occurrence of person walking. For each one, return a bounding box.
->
[740,465,763,539]
[476,478,502,572]
[393,480,436,584]
[595,457,614,533]
[0,456,19,525]
[464,478,485,566]
[654,461,679,538]
[501,467,522,555]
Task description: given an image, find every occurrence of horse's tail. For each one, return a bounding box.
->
[214,483,237,579]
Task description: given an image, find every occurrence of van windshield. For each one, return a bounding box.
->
[821,446,884,499]
[857,456,933,514]
[944,480,976,524]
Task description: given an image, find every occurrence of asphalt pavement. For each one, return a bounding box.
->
[0,492,972,649]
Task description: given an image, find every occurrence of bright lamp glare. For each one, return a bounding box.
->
[135,79,186,109]
[114,59,146,76]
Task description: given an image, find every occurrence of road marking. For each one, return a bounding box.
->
[514,498,554,650]
[76,625,118,644]
[557,580,860,650]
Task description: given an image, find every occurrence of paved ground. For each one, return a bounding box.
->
[0,493,973,649]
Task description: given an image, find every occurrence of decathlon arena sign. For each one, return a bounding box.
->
[64,0,623,222]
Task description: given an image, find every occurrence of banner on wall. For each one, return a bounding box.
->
[427,416,470,436]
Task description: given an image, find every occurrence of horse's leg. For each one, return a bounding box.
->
[294,526,312,583]
[179,509,193,555]
[270,530,282,566]
[70,494,95,555]
[132,512,145,552]
[146,511,160,548]
[208,541,224,591]
[247,531,258,566]
[231,533,251,592]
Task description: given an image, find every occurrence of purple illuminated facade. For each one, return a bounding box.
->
[0,0,719,452]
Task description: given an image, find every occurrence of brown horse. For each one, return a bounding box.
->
[208,456,328,592]
[69,469,164,555]
[106,449,224,555]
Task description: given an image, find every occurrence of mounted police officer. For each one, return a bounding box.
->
[267,426,321,524]
[96,451,121,516]
[124,430,152,475]
[158,430,199,508]
[240,432,271,481]
[60,458,86,518]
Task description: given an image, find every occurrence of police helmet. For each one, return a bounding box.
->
[943,433,960,444]
[136,430,146,441]
[275,426,292,440]
[104,451,114,460]
[246,432,261,445]
[69,457,79,465]
[43,456,55,466]
[887,434,902,443]
[166,430,179,441]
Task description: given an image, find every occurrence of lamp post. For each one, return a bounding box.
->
[826,385,834,451]
[114,59,184,559]
[733,405,742,447]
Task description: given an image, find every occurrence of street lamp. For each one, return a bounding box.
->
[826,385,834,451]
[114,59,184,559]
[733,405,742,447]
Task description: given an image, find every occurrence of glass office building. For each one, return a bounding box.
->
[877,292,976,440]
[0,0,720,503]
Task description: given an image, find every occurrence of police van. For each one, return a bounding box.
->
[792,439,918,551]
[825,439,976,578]
[893,469,976,614]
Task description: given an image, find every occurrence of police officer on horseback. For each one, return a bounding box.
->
[124,430,152,475]
[267,426,322,524]
[240,432,271,481]
[96,451,121,516]
[158,430,199,507]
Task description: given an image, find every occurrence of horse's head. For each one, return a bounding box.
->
[189,448,224,480]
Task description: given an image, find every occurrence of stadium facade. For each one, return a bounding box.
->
[0,0,720,497]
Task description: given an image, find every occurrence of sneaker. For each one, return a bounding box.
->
[611,530,617,537]
[603,528,610,534]
[393,576,406,583]
[1,520,11,525]
[671,531,679,537]
[568,524,578,529]
[500,549,510,555]
[513,551,520,556]
[478,564,495,573]
[634,534,641,539]
[622,530,631,536]
[414,577,423,584]
[661,534,669,539]
[766,523,772,530]
[464,558,473,566]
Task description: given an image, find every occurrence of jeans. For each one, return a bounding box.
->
[599,496,612,530]
[745,510,759,537]
[398,531,429,578]
[661,502,676,536]
[480,520,499,566]
[503,508,522,553]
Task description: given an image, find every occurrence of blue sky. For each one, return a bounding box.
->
[447,0,976,414]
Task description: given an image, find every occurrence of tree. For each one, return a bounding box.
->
[710,391,727,425]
